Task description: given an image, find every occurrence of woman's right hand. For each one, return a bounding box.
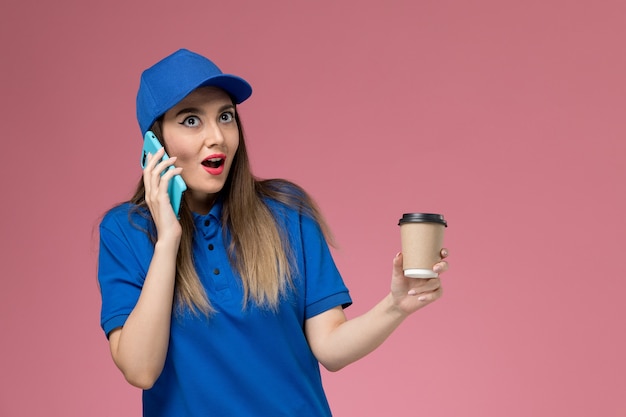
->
[143,147,183,241]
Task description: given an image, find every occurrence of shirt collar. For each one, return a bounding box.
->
[191,197,223,223]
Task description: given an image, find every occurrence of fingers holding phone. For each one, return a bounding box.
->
[143,147,179,204]
[141,131,187,218]
[142,147,184,240]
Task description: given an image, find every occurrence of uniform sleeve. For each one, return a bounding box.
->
[298,213,352,319]
[98,207,153,337]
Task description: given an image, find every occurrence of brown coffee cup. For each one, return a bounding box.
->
[398,213,447,278]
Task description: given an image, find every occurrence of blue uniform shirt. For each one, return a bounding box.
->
[98,199,352,416]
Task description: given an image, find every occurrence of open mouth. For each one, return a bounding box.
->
[201,154,227,175]
[201,157,225,169]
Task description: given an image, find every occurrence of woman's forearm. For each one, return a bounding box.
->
[307,253,446,372]
[109,238,179,389]
[307,294,408,372]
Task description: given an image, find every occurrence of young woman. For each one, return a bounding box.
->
[98,48,449,417]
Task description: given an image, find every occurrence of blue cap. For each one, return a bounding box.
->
[136,49,252,135]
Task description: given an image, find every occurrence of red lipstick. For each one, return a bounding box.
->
[201,153,227,176]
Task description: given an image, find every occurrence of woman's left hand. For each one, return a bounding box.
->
[390,248,449,315]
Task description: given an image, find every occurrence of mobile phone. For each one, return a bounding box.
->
[141,131,187,218]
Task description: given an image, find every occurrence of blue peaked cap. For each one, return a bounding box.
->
[136,48,252,135]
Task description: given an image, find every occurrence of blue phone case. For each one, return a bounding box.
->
[141,131,187,217]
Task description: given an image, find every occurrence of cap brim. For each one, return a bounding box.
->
[198,74,252,105]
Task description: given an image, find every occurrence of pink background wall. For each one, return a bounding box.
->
[1,0,624,416]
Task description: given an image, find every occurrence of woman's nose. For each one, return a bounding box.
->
[203,124,225,147]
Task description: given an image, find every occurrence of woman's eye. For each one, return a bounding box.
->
[181,116,200,127]
[220,112,234,123]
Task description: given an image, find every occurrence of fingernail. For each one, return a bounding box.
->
[408,289,417,296]
[418,296,427,301]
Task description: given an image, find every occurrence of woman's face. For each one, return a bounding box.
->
[161,86,240,213]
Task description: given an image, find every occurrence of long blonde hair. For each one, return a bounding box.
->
[129,111,332,315]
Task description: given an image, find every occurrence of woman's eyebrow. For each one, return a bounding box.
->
[174,104,235,117]
[174,107,202,117]
[219,104,236,113]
